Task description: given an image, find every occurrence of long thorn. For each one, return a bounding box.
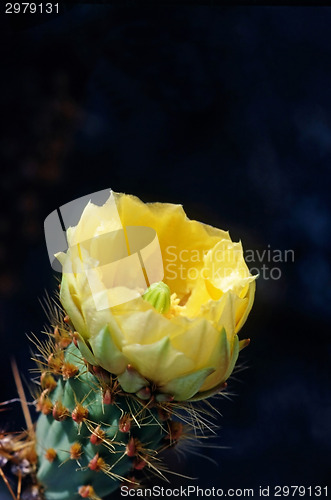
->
[0,467,17,500]
[11,359,34,437]
[17,471,22,500]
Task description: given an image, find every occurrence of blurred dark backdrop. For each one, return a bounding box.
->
[0,4,330,498]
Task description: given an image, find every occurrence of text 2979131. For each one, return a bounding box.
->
[5,3,59,14]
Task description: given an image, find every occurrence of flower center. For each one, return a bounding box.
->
[142,282,171,314]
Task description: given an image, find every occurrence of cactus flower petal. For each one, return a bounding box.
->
[122,337,195,386]
[75,331,97,366]
[198,328,231,392]
[187,381,228,401]
[160,367,215,401]
[89,325,127,375]
[59,273,87,338]
[117,365,149,393]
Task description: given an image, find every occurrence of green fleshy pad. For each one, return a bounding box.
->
[36,343,166,500]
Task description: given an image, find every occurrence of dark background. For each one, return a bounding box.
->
[0,3,330,498]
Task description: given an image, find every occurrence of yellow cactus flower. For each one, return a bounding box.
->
[56,192,256,401]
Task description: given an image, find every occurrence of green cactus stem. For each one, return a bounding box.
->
[36,341,172,500]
